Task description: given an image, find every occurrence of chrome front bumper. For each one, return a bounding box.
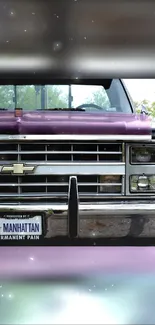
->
[0,201,154,239]
[0,202,155,216]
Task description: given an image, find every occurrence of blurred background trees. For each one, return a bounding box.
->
[0,84,155,116]
[134,99,155,117]
[0,85,68,109]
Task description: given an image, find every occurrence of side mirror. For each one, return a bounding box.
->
[140,104,149,115]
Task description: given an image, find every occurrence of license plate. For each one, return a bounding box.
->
[0,214,43,241]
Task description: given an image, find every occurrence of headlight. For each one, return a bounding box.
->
[130,175,155,192]
[131,146,152,163]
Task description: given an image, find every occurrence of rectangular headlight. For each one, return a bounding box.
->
[130,175,155,192]
[131,146,155,164]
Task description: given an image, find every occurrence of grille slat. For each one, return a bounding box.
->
[0,141,124,200]
[0,142,123,162]
[0,151,122,154]
[0,175,123,196]
[0,182,122,187]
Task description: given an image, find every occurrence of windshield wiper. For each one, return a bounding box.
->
[37,108,85,111]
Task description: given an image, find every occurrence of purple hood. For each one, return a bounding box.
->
[0,111,151,135]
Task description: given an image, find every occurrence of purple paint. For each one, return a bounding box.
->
[0,247,155,279]
[0,111,151,135]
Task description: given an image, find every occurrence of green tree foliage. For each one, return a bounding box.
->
[134,99,155,117]
[86,88,110,108]
[0,85,68,109]
[47,86,68,109]
[90,89,110,108]
[0,85,14,109]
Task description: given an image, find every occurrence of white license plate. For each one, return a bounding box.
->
[0,215,42,240]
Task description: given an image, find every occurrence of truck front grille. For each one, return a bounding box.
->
[0,141,125,201]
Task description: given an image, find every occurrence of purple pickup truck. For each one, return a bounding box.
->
[0,79,154,241]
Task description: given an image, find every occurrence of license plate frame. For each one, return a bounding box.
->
[0,212,46,241]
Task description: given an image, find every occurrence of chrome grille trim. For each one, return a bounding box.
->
[0,142,123,163]
[0,164,125,175]
[0,140,125,200]
[0,182,123,187]
[0,151,122,155]
[0,175,124,197]
[0,134,151,141]
[0,202,154,216]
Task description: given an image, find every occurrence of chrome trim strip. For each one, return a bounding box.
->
[0,194,153,200]
[0,162,124,166]
[0,151,122,155]
[0,193,123,198]
[0,202,155,216]
[128,165,155,174]
[0,182,122,187]
[0,163,125,175]
[0,134,151,141]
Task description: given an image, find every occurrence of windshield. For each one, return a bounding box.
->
[0,79,132,113]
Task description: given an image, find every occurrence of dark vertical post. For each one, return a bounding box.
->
[69,85,72,108]
[14,85,17,108]
[41,85,45,109]
[68,176,79,238]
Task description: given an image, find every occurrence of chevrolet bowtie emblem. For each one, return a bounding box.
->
[1,163,35,174]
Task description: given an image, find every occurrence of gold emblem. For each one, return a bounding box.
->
[1,163,35,174]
